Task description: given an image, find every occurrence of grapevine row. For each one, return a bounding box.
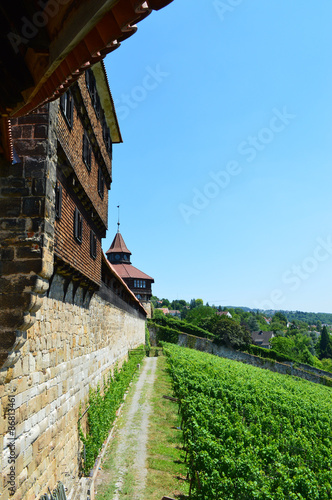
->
[164,343,332,499]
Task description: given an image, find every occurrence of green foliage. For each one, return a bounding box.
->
[150,313,214,340]
[318,326,332,359]
[79,348,145,475]
[185,305,217,325]
[164,343,332,500]
[211,316,251,349]
[272,311,288,326]
[245,343,298,364]
[150,324,180,344]
[246,315,260,332]
[145,324,151,353]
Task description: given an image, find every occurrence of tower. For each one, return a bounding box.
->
[106,225,154,317]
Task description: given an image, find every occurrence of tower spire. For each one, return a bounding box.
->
[117,205,120,233]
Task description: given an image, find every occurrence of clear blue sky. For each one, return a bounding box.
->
[103,0,332,313]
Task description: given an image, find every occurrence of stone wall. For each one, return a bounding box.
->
[0,278,145,500]
[0,104,57,369]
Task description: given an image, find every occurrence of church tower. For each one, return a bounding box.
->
[106,224,154,317]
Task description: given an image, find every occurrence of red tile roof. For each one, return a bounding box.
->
[102,252,147,315]
[106,232,131,255]
[113,263,154,281]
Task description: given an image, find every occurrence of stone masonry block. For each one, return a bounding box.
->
[0,198,21,217]
[24,157,46,178]
[22,197,45,217]
[32,178,46,196]
[34,125,48,139]
[14,140,47,157]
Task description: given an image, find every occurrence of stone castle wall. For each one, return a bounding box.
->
[0,280,145,500]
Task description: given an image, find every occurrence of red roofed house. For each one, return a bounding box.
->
[106,227,154,317]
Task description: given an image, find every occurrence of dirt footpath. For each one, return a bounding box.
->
[94,356,158,500]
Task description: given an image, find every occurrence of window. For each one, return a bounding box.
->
[86,68,101,118]
[90,230,97,259]
[82,130,92,171]
[102,116,112,159]
[60,91,73,128]
[143,280,146,288]
[86,69,96,104]
[94,93,101,119]
[98,167,104,199]
[55,182,62,219]
[74,207,83,243]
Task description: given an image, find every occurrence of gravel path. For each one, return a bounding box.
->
[94,356,158,500]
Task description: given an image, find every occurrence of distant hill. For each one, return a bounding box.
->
[226,306,332,326]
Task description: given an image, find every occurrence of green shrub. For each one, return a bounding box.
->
[79,349,145,475]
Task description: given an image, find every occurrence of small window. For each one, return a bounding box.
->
[90,230,97,259]
[98,167,104,199]
[83,130,92,171]
[60,91,73,128]
[143,280,146,288]
[134,280,137,288]
[74,207,83,243]
[55,182,62,219]
[94,93,101,119]
[102,117,112,159]
[86,69,96,104]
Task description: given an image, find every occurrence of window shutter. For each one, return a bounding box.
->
[60,93,65,112]
[98,167,104,199]
[55,182,62,219]
[69,93,74,127]
[74,208,83,243]
[90,230,97,259]
[83,131,91,171]
[79,213,83,242]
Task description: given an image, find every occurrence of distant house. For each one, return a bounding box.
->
[168,310,181,318]
[251,331,274,349]
[217,311,232,318]
[156,308,170,315]
[263,316,272,324]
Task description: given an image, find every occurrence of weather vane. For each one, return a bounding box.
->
[117,205,120,232]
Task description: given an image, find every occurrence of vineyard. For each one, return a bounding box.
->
[164,343,332,499]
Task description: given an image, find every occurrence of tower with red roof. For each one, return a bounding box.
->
[106,226,154,317]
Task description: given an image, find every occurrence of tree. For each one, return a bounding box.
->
[246,316,260,332]
[272,312,288,326]
[318,326,332,359]
[212,316,251,349]
[185,306,217,327]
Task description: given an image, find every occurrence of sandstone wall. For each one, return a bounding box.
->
[0,283,145,500]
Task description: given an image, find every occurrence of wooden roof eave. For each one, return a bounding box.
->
[10,0,174,118]
[92,61,122,144]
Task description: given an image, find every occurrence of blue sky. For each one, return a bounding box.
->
[103,0,332,313]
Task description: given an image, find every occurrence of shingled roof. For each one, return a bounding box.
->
[106,231,131,255]
[113,263,154,281]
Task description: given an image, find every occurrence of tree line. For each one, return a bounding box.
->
[151,296,332,372]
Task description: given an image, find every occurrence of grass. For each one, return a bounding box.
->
[95,355,189,499]
[95,371,141,500]
[144,355,189,500]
